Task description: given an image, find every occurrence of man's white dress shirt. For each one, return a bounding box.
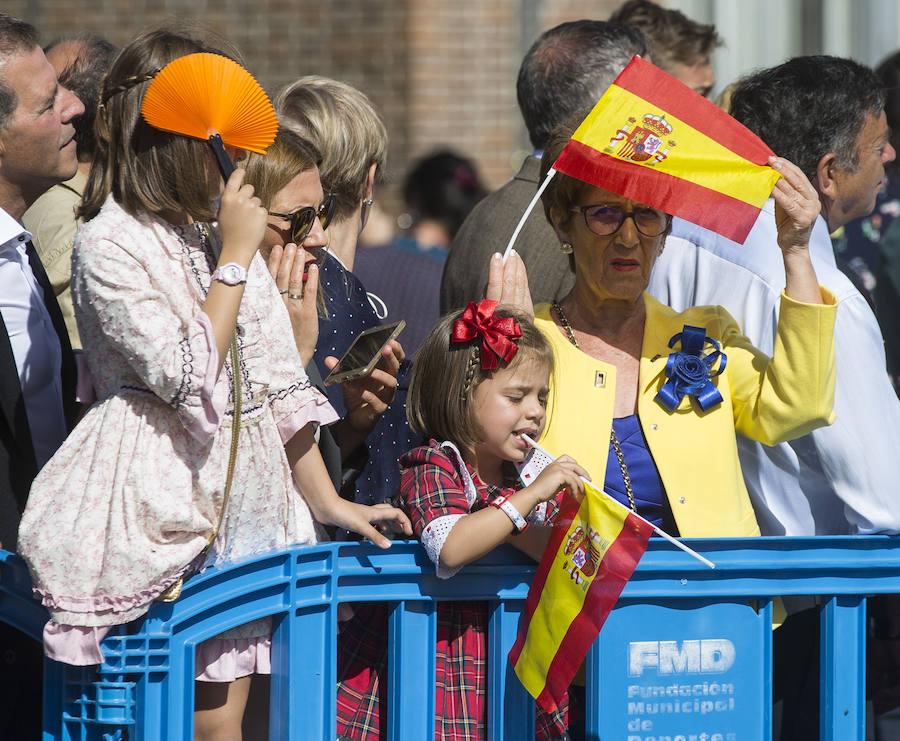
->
[0,207,66,468]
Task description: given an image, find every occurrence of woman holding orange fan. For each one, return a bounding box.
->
[17,27,410,740]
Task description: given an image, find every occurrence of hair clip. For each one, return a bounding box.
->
[451,299,521,370]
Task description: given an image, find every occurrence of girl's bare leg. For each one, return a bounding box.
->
[194,676,252,741]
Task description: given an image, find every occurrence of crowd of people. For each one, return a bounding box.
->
[1,1,899,740]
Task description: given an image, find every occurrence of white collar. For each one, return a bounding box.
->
[0,206,31,253]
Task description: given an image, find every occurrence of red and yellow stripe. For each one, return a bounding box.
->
[554,56,781,244]
[509,482,652,712]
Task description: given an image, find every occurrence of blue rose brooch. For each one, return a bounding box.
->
[655,325,726,412]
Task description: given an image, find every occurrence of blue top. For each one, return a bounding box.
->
[314,252,381,415]
[353,239,445,360]
[313,252,421,507]
[604,415,673,532]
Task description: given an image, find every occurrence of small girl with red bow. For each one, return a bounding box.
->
[336,300,588,741]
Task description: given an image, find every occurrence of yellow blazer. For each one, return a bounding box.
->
[534,290,837,538]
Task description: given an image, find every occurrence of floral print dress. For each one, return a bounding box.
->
[19,196,337,677]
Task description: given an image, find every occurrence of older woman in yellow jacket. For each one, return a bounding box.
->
[494,117,836,540]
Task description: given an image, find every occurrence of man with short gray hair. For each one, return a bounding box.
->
[649,55,900,741]
[24,33,117,349]
[0,14,83,738]
[440,20,647,311]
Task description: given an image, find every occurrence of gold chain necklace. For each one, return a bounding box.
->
[551,300,638,513]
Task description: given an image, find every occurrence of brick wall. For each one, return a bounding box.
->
[6,0,623,211]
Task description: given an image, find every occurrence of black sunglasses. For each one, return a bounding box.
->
[269,193,336,243]
[570,204,671,237]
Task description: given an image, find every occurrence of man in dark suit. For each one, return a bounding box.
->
[439,21,647,312]
[0,13,83,739]
[0,13,82,550]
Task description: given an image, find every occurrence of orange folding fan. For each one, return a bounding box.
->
[141,52,278,178]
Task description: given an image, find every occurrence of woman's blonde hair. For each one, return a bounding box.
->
[407,306,554,451]
[275,76,387,223]
[242,127,321,209]
[243,128,330,317]
[79,26,242,222]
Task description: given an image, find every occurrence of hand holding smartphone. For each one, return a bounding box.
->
[322,320,406,386]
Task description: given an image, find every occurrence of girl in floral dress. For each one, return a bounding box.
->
[18,28,409,741]
[336,301,587,741]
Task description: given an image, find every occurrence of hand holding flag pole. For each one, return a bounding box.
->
[521,433,715,569]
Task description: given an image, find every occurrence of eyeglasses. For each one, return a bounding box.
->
[570,204,671,237]
[269,193,336,243]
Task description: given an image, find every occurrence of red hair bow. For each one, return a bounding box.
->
[451,300,521,370]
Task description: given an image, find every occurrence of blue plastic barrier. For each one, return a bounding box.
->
[2,536,900,740]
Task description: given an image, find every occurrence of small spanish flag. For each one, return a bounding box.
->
[509,480,653,713]
[554,56,780,244]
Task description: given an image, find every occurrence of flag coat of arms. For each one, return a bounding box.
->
[509,479,653,713]
[553,55,781,244]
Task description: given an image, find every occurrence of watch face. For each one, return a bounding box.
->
[214,263,246,285]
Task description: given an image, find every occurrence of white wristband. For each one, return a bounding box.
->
[490,495,529,533]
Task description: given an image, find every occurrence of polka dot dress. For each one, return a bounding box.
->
[313,253,422,507]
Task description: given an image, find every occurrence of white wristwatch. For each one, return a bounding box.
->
[211,262,247,286]
[490,494,529,533]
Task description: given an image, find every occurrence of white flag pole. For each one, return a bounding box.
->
[502,167,558,262]
[521,434,715,569]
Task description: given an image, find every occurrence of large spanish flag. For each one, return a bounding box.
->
[509,480,653,712]
[554,56,780,244]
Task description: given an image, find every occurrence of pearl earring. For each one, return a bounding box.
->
[560,242,574,254]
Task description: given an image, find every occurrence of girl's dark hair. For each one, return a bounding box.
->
[79,26,243,222]
[407,306,554,450]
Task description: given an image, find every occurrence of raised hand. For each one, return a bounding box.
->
[321,498,412,549]
[217,168,267,263]
[768,156,826,304]
[485,250,534,319]
[770,156,821,255]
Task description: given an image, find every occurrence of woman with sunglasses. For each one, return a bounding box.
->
[245,129,336,365]
[511,114,838,551]
[244,128,404,498]
[270,77,423,509]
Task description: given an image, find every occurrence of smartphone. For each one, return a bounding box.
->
[322,320,406,386]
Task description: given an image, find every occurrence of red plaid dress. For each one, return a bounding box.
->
[336,440,569,741]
